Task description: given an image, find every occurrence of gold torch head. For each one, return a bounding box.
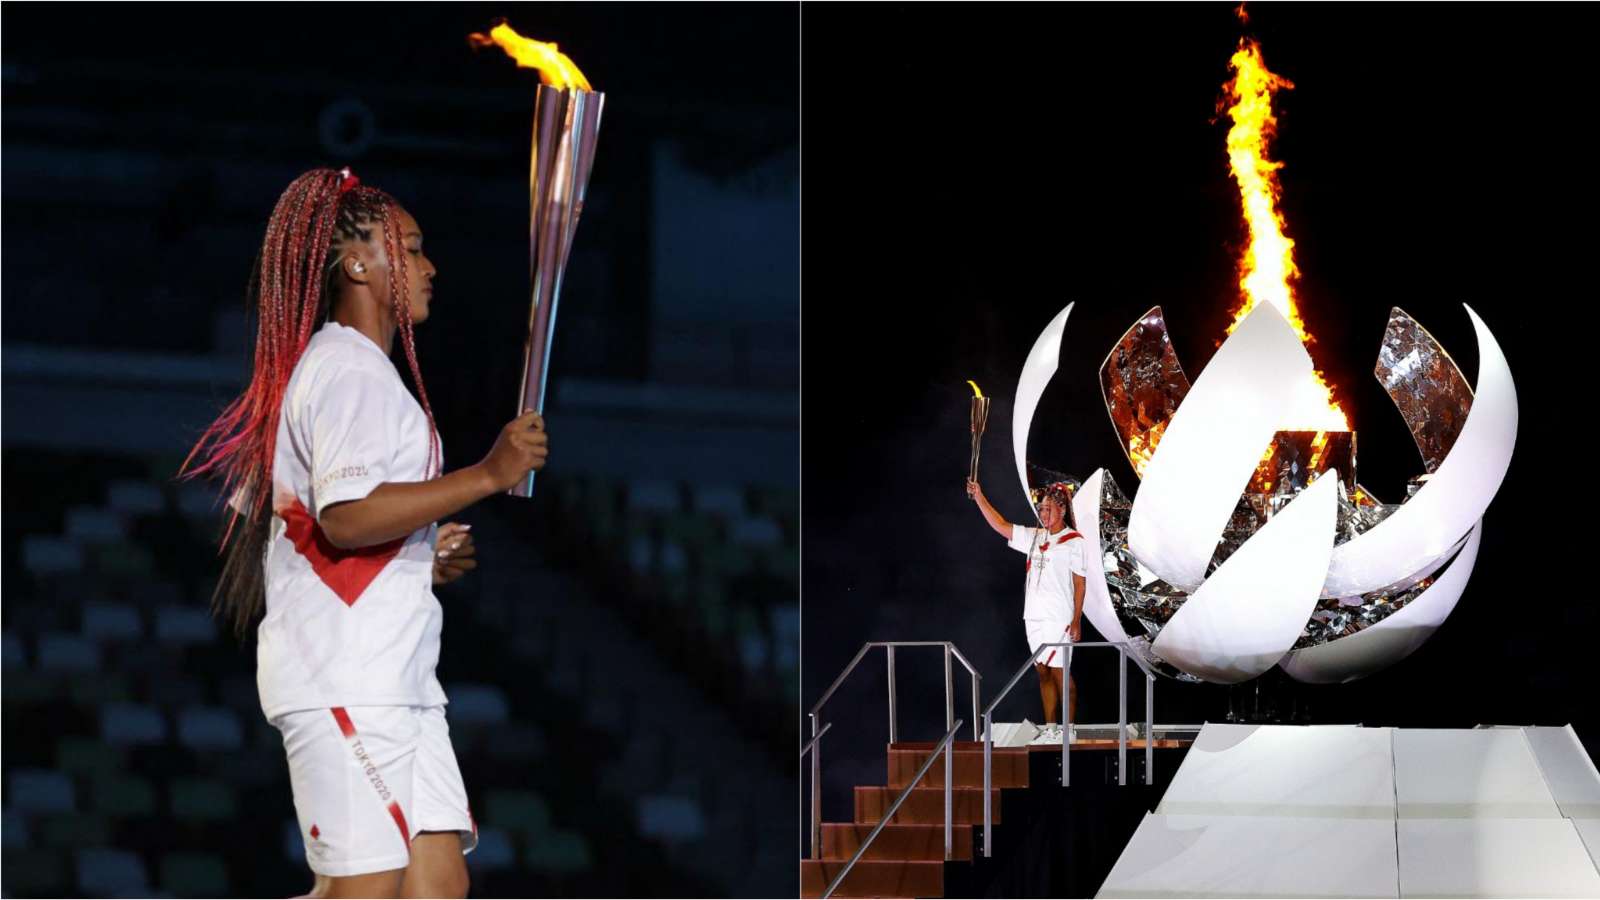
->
[968,380,991,434]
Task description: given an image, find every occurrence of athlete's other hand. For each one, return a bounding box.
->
[479,411,550,492]
[1069,620,1082,642]
[433,522,477,587]
[966,479,981,500]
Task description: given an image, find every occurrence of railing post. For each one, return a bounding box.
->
[1146,673,1155,785]
[970,674,980,741]
[810,713,821,859]
[1061,644,1073,787]
[1118,646,1128,786]
[983,713,993,858]
[886,645,898,745]
[943,643,955,735]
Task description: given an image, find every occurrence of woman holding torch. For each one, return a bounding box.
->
[180,167,547,898]
[968,478,1087,739]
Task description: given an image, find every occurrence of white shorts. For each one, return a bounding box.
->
[1025,619,1074,669]
[273,705,478,877]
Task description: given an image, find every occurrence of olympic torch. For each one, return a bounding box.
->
[469,22,604,498]
[967,380,990,483]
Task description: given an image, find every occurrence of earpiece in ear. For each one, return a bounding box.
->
[351,261,366,274]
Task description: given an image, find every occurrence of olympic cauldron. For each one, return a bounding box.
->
[1014,302,1516,684]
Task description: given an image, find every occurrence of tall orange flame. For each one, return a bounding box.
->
[468,22,592,91]
[1221,38,1348,431]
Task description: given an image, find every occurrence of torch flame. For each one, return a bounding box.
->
[1221,38,1348,431]
[967,380,984,399]
[468,22,592,91]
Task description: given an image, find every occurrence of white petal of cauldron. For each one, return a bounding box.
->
[1013,303,1074,513]
[1152,472,1339,683]
[1129,303,1314,592]
[1071,468,1130,645]
[1282,520,1484,684]
[1321,306,1516,597]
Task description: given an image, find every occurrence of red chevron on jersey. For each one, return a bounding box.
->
[279,498,404,607]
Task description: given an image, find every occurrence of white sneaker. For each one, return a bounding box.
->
[1028,723,1062,745]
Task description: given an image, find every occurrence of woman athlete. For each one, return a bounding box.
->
[180,167,547,898]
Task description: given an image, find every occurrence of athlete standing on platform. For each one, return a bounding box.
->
[179,168,548,898]
[968,479,1087,738]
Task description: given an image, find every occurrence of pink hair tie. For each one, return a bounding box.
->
[337,166,360,196]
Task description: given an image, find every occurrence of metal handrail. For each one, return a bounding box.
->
[947,644,981,683]
[800,721,833,760]
[980,641,1157,719]
[809,641,981,732]
[810,643,874,716]
[808,641,983,859]
[981,640,1156,858]
[822,720,964,899]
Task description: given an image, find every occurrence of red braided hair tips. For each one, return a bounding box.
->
[178,169,345,548]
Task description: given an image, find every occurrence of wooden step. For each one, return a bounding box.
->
[820,822,973,861]
[801,859,943,898]
[887,746,1029,789]
[890,740,993,753]
[854,786,1000,825]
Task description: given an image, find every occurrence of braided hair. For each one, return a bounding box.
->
[178,168,440,638]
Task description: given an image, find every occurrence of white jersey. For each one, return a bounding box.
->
[1008,525,1087,623]
[256,321,448,720]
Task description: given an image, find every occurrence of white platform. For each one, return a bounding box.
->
[1098,723,1600,899]
[1098,814,1399,898]
[1526,725,1600,819]
[1392,728,1561,818]
[1398,817,1600,897]
[1155,723,1395,818]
